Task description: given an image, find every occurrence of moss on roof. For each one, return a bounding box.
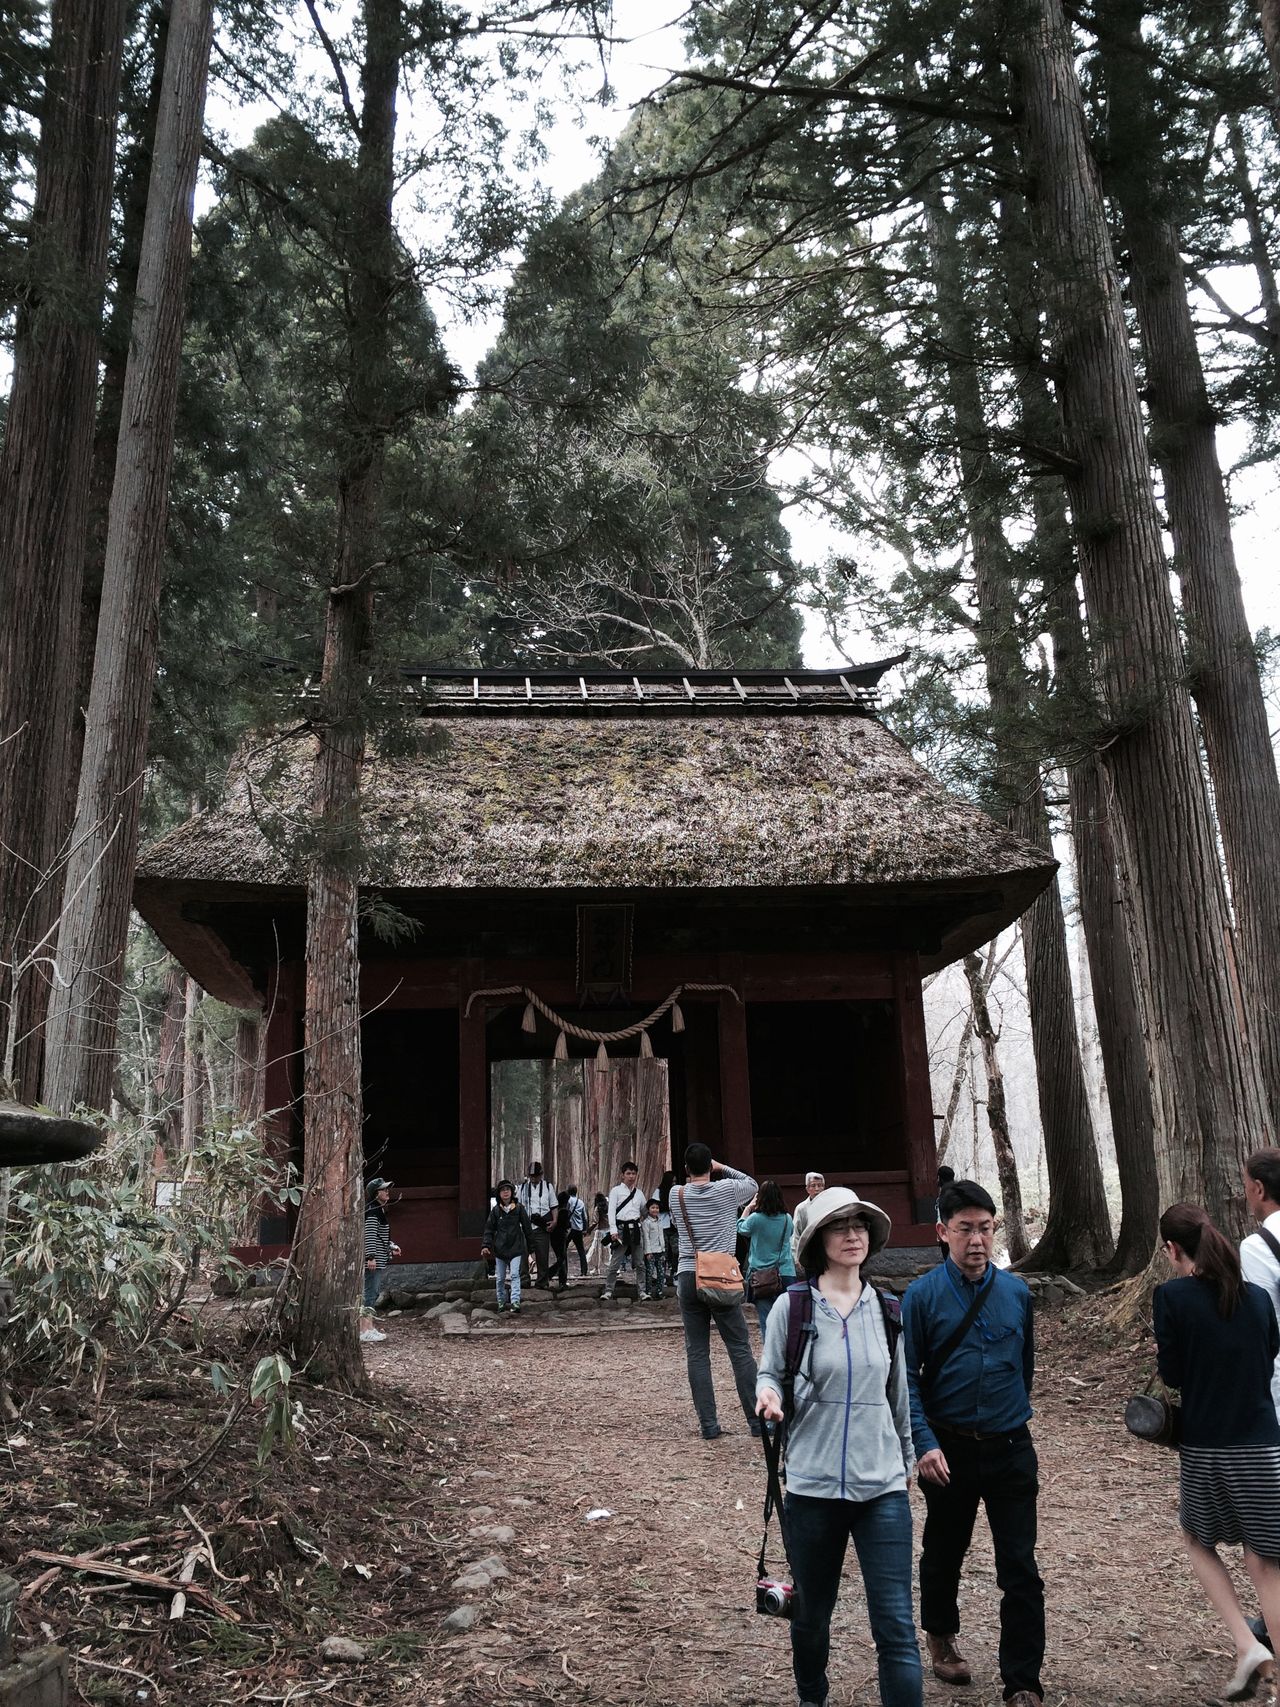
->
[136,715,1055,895]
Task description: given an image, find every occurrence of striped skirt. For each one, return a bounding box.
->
[1179,1444,1280,1558]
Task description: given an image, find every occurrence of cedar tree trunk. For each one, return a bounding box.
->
[963,952,1030,1263]
[1260,0,1280,128]
[1102,9,1280,1128]
[0,0,127,1099]
[1007,0,1270,1230]
[1045,566,1163,1274]
[288,0,401,1387]
[42,0,214,1114]
[926,194,1112,1268]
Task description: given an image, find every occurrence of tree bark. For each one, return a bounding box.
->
[288,0,402,1387]
[42,0,215,1114]
[925,193,1112,1268]
[936,1007,975,1168]
[963,952,1030,1263]
[1007,0,1271,1231]
[234,1013,265,1132]
[1259,0,1280,129]
[78,0,172,743]
[153,959,186,1151]
[1101,9,1280,1129]
[180,975,201,1151]
[0,0,127,1099]
[1044,565,1164,1273]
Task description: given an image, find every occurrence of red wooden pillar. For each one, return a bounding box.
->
[458,958,488,1239]
[717,958,754,1177]
[894,950,937,1223]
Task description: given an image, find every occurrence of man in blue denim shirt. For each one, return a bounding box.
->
[901,1180,1044,1707]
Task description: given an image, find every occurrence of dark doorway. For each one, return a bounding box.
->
[746,1000,901,1177]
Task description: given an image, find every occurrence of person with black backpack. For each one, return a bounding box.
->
[755,1186,921,1707]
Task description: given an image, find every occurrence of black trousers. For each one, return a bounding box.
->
[567,1228,588,1275]
[527,1223,551,1284]
[919,1424,1044,1702]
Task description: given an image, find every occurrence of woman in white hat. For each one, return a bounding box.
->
[756,1186,921,1707]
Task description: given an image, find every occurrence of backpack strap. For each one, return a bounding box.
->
[876,1288,903,1396]
[780,1281,815,1426]
[1259,1227,1280,1267]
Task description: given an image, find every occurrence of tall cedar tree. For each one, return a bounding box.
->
[43,0,215,1115]
[0,0,127,1098]
[288,0,401,1388]
[924,188,1112,1268]
[1007,0,1271,1227]
[1098,5,1280,1129]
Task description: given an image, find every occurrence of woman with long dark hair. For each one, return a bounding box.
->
[1155,1201,1280,1699]
[737,1178,796,1331]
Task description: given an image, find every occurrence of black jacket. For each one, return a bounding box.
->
[485,1201,534,1261]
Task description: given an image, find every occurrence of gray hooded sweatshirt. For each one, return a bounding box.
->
[757,1283,915,1502]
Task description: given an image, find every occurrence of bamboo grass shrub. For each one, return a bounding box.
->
[0,1117,298,1393]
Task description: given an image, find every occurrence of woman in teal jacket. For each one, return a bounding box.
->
[738,1178,796,1330]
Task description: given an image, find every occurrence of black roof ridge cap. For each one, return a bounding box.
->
[398,652,907,684]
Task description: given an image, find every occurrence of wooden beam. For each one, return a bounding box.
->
[716,957,755,1178]
[893,950,937,1222]
[457,959,488,1239]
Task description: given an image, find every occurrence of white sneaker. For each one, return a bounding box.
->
[359,1328,387,1343]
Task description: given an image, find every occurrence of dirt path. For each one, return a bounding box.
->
[370,1301,1275,1707]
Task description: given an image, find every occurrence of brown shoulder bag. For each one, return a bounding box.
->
[676,1185,745,1308]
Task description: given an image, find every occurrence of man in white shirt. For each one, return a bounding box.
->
[601,1160,647,1300]
[1240,1146,1280,1648]
[790,1171,826,1269]
[517,1161,558,1288]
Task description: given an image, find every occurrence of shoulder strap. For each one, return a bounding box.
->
[781,1282,815,1423]
[675,1185,700,1253]
[925,1266,997,1383]
[616,1185,638,1216]
[757,1420,791,1582]
[876,1288,903,1395]
[1259,1227,1280,1266]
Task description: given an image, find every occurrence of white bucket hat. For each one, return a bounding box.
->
[796,1185,892,1267]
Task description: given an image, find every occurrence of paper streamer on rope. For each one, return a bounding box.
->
[462,982,741,1055]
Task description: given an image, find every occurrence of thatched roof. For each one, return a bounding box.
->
[137,715,1053,898]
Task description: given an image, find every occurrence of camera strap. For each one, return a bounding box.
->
[757,1421,792,1581]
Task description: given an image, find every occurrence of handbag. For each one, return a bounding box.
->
[676,1187,745,1307]
[1124,1380,1181,1448]
[747,1215,790,1303]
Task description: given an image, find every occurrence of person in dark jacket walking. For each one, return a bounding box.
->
[360,1178,399,1344]
[1155,1201,1280,1701]
[482,1180,535,1313]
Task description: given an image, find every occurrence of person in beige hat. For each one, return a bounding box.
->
[756,1186,921,1707]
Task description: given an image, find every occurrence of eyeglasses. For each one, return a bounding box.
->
[827,1218,871,1236]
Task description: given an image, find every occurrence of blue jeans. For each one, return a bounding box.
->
[363,1265,384,1308]
[495,1255,522,1307]
[785,1488,922,1707]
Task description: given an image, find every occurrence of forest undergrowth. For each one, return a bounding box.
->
[4,1291,1270,1707]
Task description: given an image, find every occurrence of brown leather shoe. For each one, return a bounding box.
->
[926,1634,972,1685]
[1004,1694,1043,1707]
